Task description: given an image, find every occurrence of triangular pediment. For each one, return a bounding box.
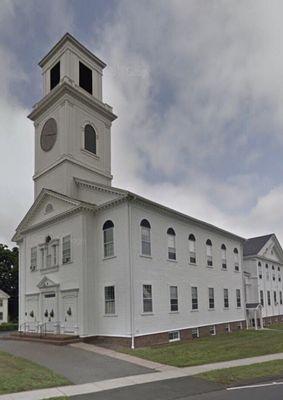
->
[75,177,127,205]
[37,276,59,289]
[13,189,95,242]
[259,235,283,264]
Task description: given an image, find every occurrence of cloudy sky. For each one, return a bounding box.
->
[1,0,283,246]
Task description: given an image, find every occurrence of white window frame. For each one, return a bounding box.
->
[62,235,71,264]
[236,289,241,308]
[104,285,115,315]
[169,330,180,342]
[208,287,215,309]
[224,288,229,309]
[103,221,114,258]
[209,325,216,335]
[191,327,199,339]
[191,286,198,310]
[30,247,37,271]
[142,284,153,313]
[169,286,178,312]
[141,224,151,257]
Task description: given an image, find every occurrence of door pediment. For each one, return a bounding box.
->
[37,276,59,289]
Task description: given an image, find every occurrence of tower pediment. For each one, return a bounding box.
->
[37,276,59,289]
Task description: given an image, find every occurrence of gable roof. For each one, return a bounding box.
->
[0,289,10,299]
[243,234,274,257]
[13,188,96,242]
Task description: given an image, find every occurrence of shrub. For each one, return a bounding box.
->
[0,322,18,331]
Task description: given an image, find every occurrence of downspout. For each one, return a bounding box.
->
[127,197,135,349]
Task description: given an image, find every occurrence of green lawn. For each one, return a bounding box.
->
[198,360,283,386]
[269,323,283,331]
[122,330,283,367]
[0,350,70,395]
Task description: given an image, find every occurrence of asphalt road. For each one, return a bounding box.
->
[67,377,283,400]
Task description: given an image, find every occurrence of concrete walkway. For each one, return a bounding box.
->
[1,350,283,399]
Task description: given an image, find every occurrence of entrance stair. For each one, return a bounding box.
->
[2,332,81,346]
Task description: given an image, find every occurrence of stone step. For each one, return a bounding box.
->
[2,332,81,346]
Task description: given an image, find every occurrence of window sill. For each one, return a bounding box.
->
[208,308,215,311]
[167,259,177,263]
[141,312,154,316]
[223,308,230,311]
[221,268,227,271]
[188,262,198,266]
[139,254,152,259]
[103,255,117,261]
[169,311,179,314]
[81,148,100,160]
[40,265,59,273]
[169,338,180,343]
[103,314,118,317]
[234,270,240,273]
[62,260,73,266]
[206,265,214,269]
[191,309,199,312]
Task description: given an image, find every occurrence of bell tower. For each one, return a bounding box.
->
[28,33,117,199]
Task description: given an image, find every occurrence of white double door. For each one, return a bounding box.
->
[42,292,58,333]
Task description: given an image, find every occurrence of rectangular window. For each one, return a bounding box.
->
[273,274,276,281]
[169,330,180,342]
[209,325,216,335]
[208,287,214,309]
[0,312,3,321]
[280,291,283,305]
[274,291,277,305]
[79,61,93,94]
[260,290,264,306]
[236,289,241,308]
[141,227,151,256]
[40,248,45,269]
[225,323,231,333]
[143,285,153,313]
[0,299,3,307]
[104,286,115,314]
[267,290,271,306]
[237,322,243,330]
[50,61,60,90]
[170,286,178,312]
[62,235,71,264]
[224,288,229,309]
[52,244,58,266]
[30,247,37,270]
[189,238,196,264]
[104,227,114,258]
[191,286,198,310]
[191,327,199,339]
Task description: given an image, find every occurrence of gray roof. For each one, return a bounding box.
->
[243,234,273,257]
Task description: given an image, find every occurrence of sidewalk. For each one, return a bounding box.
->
[1,351,283,399]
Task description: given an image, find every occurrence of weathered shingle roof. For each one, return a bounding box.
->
[243,234,273,257]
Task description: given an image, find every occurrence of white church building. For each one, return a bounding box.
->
[13,34,283,347]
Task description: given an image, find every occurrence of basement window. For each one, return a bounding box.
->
[192,328,199,339]
[79,61,92,94]
[50,61,60,90]
[168,330,180,342]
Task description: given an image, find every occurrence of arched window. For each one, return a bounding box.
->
[84,124,96,154]
[189,234,196,264]
[103,220,114,258]
[140,219,151,256]
[233,248,239,271]
[206,239,213,266]
[45,203,54,214]
[221,244,227,269]
[167,228,176,260]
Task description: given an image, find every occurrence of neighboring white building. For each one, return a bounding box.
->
[12,33,281,347]
[0,290,10,324]
[243,234,283,329]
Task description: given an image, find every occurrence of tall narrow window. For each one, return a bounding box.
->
[30,247,37,270]
[143,284,153,313]
[62,235,71,264]
[104,286,115,314]
[170,286,178,312]
[50,61,60,90]
[40,248,45,269]
[103,220,114,258]
[221,244,227,269]
[191,286,198,310]
[258,262,262,279]
[84,124,96,154]
[208,287,214,309]
[140,219,151,256]
[233,248,239,271]
[167,228,176,260]
[224,288,229,308]
[267,290,271,306]
[206,239,213,266]
[52,244,57,266]
[280,291,283,305]
[79,61,92,94]
[236,289,241,308]
[189,234,196,264]
[260,290,264,306]
[274,291,277,305]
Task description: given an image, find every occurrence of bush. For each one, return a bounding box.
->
[0,322,18,331]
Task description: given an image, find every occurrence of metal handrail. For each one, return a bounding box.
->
[19,322,28,334]
[38,322,47,337]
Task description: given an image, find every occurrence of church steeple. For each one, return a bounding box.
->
[28,33,117,199]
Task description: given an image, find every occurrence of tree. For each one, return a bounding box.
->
[0,244,18,321]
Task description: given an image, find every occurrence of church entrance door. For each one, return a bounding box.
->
[42,292,58,333]
[63,293,78,334]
